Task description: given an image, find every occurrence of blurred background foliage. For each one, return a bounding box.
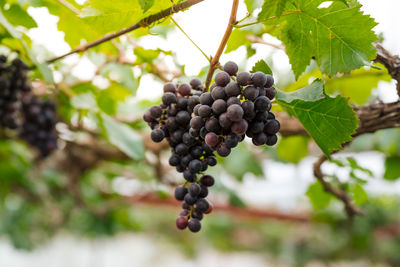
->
[0,0,399,266]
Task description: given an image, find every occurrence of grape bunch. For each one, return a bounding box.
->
[143,81,215,232]
[144,61,280,233]
[0,55,58,157]
[19,95,58,157]
[0,56,31,129]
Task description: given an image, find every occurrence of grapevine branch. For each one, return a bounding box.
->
[46,0,205,63]
[204,0,239,90]
[374,43,400,97]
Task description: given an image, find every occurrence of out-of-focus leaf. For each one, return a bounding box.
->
[384,156,400,181]
[277,136,308,163]
[350,184,368,206]
[225,29,251,54]
[139,0,154,12]
[251,59,272,75]
[100,114,144,160]
[2,4,37,28]
[306,182,332,210]
[258,0,288,19]
[245,0,263,13]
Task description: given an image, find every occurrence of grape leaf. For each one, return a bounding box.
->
[139,0,154,12]
[100,114,144,160]
[277,80,358,156]
[225,29,251,54]
[384,156,400,181]
[268,0,377,77]
[350,184,368,206]
[251,59,272,75]
[306,182,332,210]
[277,136,309,163]
[244,0,263,13]
[2,4,37,29]
[258,0,288,20]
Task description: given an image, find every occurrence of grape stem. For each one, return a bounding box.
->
[204,0,240,91]
[46,0,206,63]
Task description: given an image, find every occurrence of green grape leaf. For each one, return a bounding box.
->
[306,181,332,210]
[384,156,400,181]
[350,184,368,206]
[277,80,358,156]
[258,0,288,20]
[225,29,251,54]
[244,0,263,13]
[251,59,272,75]
[139,0,154,12]
[3,4,37,29]
[100,114,144,160]
[270,0,377,77]
[277,136,309,163]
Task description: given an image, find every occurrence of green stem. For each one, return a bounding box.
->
[234,10,301,28]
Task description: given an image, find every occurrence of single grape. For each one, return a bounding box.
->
[207,156,217,166]
[211,86,226,100]
[199,92,213,105]
[188,159,202,173]
[190,146,203,158]
[195,198,210,212]
[249,121,264,134]
[162,92,177,105]
[227,104,244,122]
[224,134,239,148]
[176,110,191,124]
[190,78,202,89]
[143,111,153,123]
[256,111,269,122]
[200,175,215,187]
[266,134,278,146]
[231,119,248,135]
[182,132,196,146]
[218,112,232,129]
[265,87,275,100]
[169,154,181,166]
[149,105,162,119]
[198,185,208,198]
[180,209,190,216]
[176,216,188,230]
[251,72,267,87]
[225,82,241,97]
[215,71,231,86]
[211,99,227,115]
[184,170,196,182]
[252,133,267,146]
[223,61,238,76]
[184,193,197,205]
[254,96,271,112]
[178,83,191,96]
[151,129,165,142]
[265,75,274,88]
[237,72,251,86]
[176,97,188,109]
[193,104,201,115]
[175,143,189,155]
[217,143,231,157]
[188,218,201,232]
[190,116,204,130]
[198,105,212,118]
[189,183,201,197]
[264,119,280,135]
[205,117,221,133]
[227,97,241,106]
[175,186,188,201]
[191,210,203,220]
[243,85,259,101]
[205,132,219,147]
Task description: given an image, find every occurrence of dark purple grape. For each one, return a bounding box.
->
[207,156,217,166]
[171,129,183,142]
[176,110,191,124]
[195,198,210,212]
[225,82,241,97]
[205,117,221,133]
[266,134,278,146]
[184,170,196,182]
[254,96,271,112]
[256,111,269,122]
[252,133,267,146]
[189,128,199,137]
[237,72,251,86]
[249,121,264,134]
[217,143,231,157]
[265,87,275,100]
[224,134,238,148]
[231,119,248,135]
[198,105,212,118]
[188,218,201,232]
[180,209,190,216]
[169,154,180,166]
[200,127,208,139]
[265,75,274,88]
[189,183,201,197]
[176,216,188,230]
[227,97,241,106]
[190,116,204,130]
[215,71,230,86]
[227,104,244,122]
[162,92,177,105]
[175,143,189,155]
[149,105,162,118]
[211,86,226,100]
[175,186,188,201]
[223,61,238,76]
[143,111,153,123]
[200,175,215,187]
[258,87,266,97]
[178,83,191,96]
[243,85,259,101]
[205,132,218,148]
[190,78,202,89]
[189,159,202,173]
[211,99,227,115]
[251,72,267,87]
[193,104,201,115]
[181,155,193,167]
[191,210,203,220]
[151,129,165,142]
[267,112,275,120]
[190,146,203,158]
[264,119,280,135]
[184,193,197,205]
[219,112,232,129]
[176,97,188,109]
[199,92,213,105]
[187,95,200,110]
[182,132,196,146]
[198,185,208,198]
